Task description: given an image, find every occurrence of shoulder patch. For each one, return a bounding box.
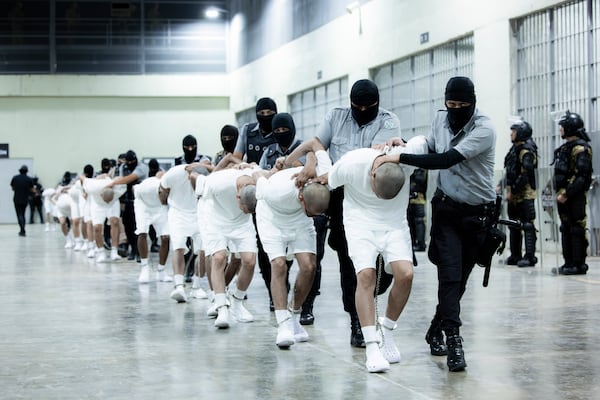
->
[384,119,397,129]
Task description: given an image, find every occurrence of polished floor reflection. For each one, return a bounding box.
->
[1,223,599,400]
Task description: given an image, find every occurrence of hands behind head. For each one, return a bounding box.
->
[372,137,405,151]
[292,164,317,188]
[371,153,399,177]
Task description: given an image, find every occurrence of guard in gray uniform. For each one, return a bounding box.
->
[376,77,496,372]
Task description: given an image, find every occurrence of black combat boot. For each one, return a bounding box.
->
[425,320,448,355]
[350,315,366,348]
[445,327,467,372]
[300,298,315,325]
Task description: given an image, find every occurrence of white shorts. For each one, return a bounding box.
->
[54,195,72,219]
[346,225,413,274]
[203,220,257,256]
[168,208,201,251]
[70,197,81,219]
[134,200,169,236]
[90,201,120,225]
[43,198,54,216]
[256,210,315,261]
[82,197,92,223]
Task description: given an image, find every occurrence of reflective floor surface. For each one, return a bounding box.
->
[1,223,599,400]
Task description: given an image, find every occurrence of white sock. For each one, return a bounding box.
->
[157,264,166,272]
[214,293,228,308]
[232,288,246,300]
[140,258,148,266]
[362,325,378,344]
[382,317,397,330]
[174,274,184,286]
[275,310,291,325]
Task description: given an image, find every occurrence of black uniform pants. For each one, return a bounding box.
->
[14,202,27,234]
[428,192,490,330]
[557,192,588,266]
[122,201,137,255]
[327,187,358,317]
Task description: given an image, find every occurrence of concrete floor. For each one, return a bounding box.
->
[1,223,599,400]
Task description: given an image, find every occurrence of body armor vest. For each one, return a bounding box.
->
[245,122,276,164]
[263,140,301,170]
[553,138,592,190]
[505,140,537,191]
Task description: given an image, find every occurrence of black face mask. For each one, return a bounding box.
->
[351,104,379,127]
[275,129,295,149]
[221,137,236,153]
[126,160,138,170]
[257,114,274,134]
[446,104,475,134]
[183,146,197,164]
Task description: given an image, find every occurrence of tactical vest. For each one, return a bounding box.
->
[505,140,537,190]
[263,140,301,170]
[245,122,276,164]
[553,138,592,190]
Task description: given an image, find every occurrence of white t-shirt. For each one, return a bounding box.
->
[82,177,126,207]
[134,176,162,209]
[328,136,428,231]
[201,168,253,229]
[256,167,305,226]
[160,165,197,213]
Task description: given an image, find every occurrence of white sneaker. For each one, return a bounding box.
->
[156,269,173,283]
[45,224,50,232]
[207,301,218,318]
[191,275,201,289]
[193,287,208,299]
[138,266,150,284]
[276,319,295,348]
[64,240,74,249]
[87,248,96,258]
[73,241,83,251]
[380,329,401,363]
[96,251,107,263]
[110,250,122,261]
[170,286,187,303]
[214,306,230,329]
[292,317,309,342]
[366,345,390,373]
[230,298,254,323]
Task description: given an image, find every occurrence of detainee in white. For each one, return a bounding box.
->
[323,135,429,372]
[255,150,332,349]
[195,166,259,329]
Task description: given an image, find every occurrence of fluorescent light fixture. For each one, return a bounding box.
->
[205,7,220,19]
[346,1,360,13]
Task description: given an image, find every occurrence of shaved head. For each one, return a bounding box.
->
[302,183,330,216]
[239,184,257,214]
[373,163,405,199]
[101,187,115,203]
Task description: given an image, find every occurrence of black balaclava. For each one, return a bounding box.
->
[272,113,296,149]
[101,158,111,173]
[182,135,197,164]
[220,125,239,153]
[83,164,94,178]
[125,150,138,170]
[256,97,277,134]
[445,76,476,134]
[148,158,159,177]
[350,79,379,127]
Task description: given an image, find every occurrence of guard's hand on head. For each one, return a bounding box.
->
[293,164,316,188]
[315,173,329,186]
[275,156,286,171]
[372,137,405,151]
[371,154,397,177]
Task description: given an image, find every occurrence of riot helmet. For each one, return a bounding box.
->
[510,120,532,142]
[558,111,586,139]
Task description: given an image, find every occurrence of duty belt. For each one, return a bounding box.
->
[434,189,495,215]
